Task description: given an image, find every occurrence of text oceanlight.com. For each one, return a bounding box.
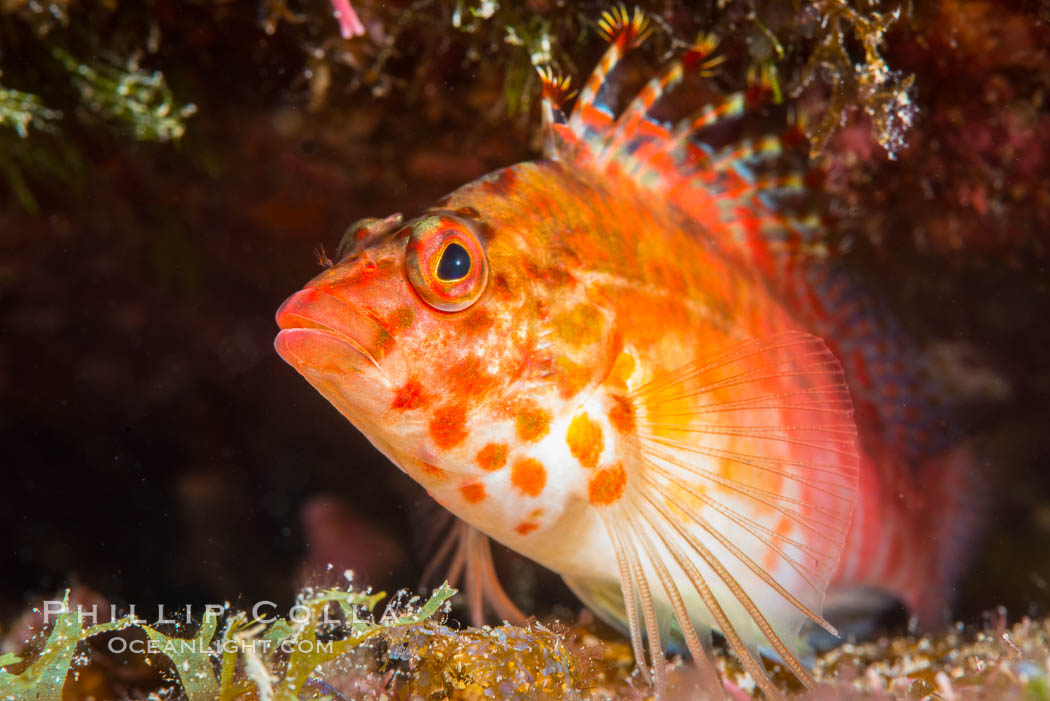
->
[106,638,334,655]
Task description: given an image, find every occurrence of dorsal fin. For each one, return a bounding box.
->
[535,7,970,470]
[535,8,824,283]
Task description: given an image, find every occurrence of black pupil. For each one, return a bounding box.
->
[436,242,471,281]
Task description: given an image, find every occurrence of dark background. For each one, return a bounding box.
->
[1,0,1048,636]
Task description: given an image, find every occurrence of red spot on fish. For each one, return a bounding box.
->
[515,522,538,535]
[357,257,378,278]
[522,260,543,281]
[429,404,468,449]
[476,443,508,472]
[392,378,429,411]
[460,310,494,334]
[475,220,495,241]
[588,464,626,505]
[555,356,591,398]
[546,265,577,287]
[491,273,512,300]
[460,482,486,503]
[511,458,546,497]
[449,356,496,398]
[553,304,603,347]
[567,413,603,468]
[515,405,551,442]
[520,260,576,288]
[385,306,415,333]
[609,395,635,433]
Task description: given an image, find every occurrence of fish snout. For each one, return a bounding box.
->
[274,288,400,383]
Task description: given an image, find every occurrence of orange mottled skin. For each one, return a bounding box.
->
[276,159,819,586]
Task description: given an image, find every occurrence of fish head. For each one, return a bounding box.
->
[275,164,623,496]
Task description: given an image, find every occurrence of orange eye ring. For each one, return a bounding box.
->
[404,214,488,312]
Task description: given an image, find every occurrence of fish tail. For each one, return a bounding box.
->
[833,442,982,629]
[796,259,986,623]
[912,445,983,625]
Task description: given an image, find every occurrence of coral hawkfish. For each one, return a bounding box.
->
[275,8,976,698]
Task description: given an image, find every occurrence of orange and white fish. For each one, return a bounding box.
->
[275,8,977,698]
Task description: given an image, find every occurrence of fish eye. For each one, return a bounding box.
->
[436,242,472,281]
[405,214,488,312]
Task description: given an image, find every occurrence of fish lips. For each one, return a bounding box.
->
[274,288,396,384]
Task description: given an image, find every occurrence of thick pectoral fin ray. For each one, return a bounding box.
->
[586,331,859,699]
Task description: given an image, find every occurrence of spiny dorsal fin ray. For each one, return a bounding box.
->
[535,65,576,159]
[683,32,726,76]
[560,5,653,164]
[596,5,653,48]
[542,7,823,278]
[598,61,685,167]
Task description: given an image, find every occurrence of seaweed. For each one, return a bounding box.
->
[0,583,457,701]
[0,84,75,213]
[0,85,61,138]
[50,47,197,143]
[8,592,1050,699]
[0,6,197,212]
[797,0,917,159]
[0,592,143,701]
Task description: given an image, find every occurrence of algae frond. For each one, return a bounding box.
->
[0,583,457,701]
[50,48,197,143]
[798,0,917,158]
[0,85,62,138]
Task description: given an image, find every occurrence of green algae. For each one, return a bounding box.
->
[0,592,141,701]
[0,86,61,139]
[50,47,197,143]
[0,9,197,212]
[0,84,75,214]
[0,584,456,701]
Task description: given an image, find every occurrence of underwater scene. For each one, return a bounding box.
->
[1,0,1048,698]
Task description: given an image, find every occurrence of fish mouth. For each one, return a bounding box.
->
[274,288,393,387]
